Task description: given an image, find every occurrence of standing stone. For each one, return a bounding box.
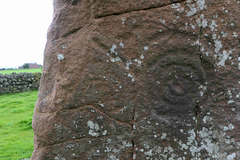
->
[32,0,240,159]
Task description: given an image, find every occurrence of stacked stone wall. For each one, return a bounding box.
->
[0,72,41,94]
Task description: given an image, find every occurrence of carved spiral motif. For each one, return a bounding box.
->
[74,118,83,132]
[147,51,205,115]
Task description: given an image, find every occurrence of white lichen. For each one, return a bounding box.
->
[187,5,197,17]
[125,60,132,70]
[121,18,126,25]
[119,41,124,48]
[228,100,234,104]
[159,19,166,24]
[201,19,208,28]
[134,59,142,67]
[161,133,167,139]
[217,50,231,67]
[227,153,236,160]
[127,73,135,82]
[110,56,122,63]
[214,40,222,53]
[210,20,217,32]
[232,32,238,38]
[102,130,108,136]
[87,121,100,137]
[110,44,118,55]
[197,0,206,10]
[57,54,64,60]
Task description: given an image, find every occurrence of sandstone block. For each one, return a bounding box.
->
[32,0,240,159]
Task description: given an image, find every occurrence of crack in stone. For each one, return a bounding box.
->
[195,10,204,144]
[89,104,133,127]
[62,26,82,38]
[42,134,123,148]
[194,102,201,140]
[131,105,136,159]
[95,0,187,19]
[60,104,132,127]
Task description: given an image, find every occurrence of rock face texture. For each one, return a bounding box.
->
[32,0,240,159]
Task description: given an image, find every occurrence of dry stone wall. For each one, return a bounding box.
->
[0,73,41,94]
[32,0,240,159]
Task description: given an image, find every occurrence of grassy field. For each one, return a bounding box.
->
[0,68,41,75]
[0,91,38,160]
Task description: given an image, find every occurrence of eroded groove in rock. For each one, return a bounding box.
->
[32,0,240,159]
[95,0,187,19]
[131,104,136,160]
[87,105,133,127]
[47,134,124,147]
[62,26,82,38]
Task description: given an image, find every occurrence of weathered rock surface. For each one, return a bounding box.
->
[32,0,240,159]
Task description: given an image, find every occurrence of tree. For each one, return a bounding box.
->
[23,63,29,69]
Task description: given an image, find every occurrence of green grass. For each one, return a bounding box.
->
[0,68,41,75]
[0,91,38,160]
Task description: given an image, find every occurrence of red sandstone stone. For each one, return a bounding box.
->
[32,0,240,159]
